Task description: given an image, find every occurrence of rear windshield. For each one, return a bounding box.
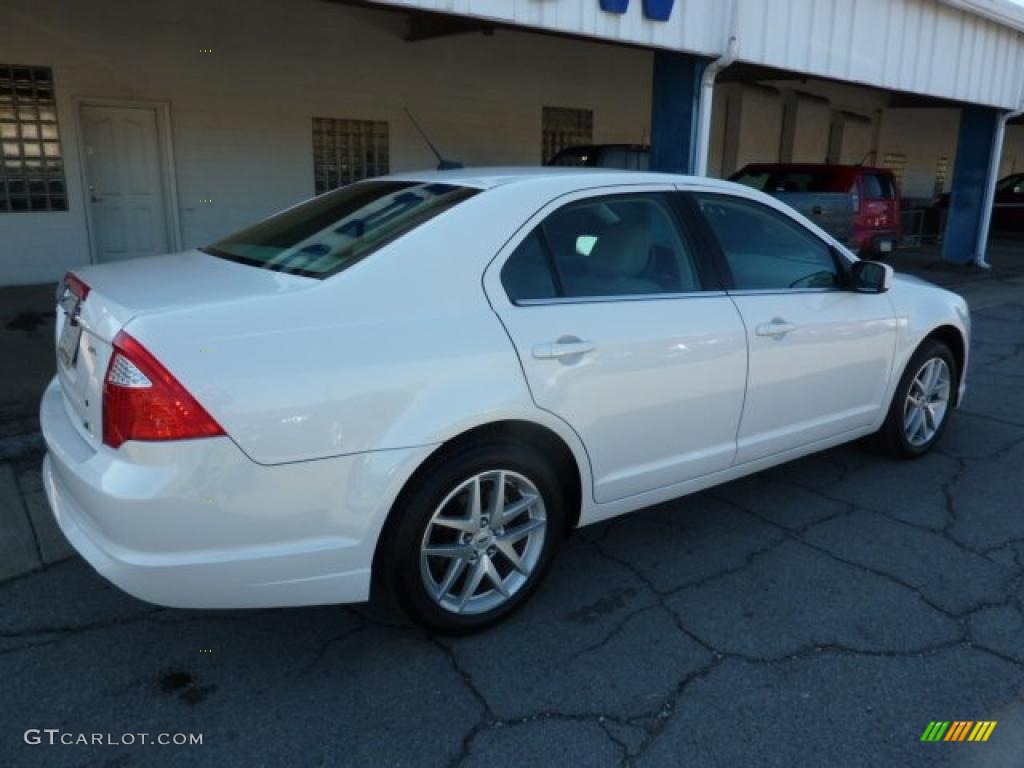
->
[203,181,478,278]
[731,170,835,194]
[861,173,896,199]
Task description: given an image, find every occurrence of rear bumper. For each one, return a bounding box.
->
[40,376,433,609]
[851,229,901,254]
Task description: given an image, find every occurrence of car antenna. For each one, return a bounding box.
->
[855,150,873,167]
[404,108,463,170]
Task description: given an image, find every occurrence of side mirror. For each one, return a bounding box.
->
[851,260,893,294]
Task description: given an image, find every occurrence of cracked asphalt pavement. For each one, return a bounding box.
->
[2,302,1024,768]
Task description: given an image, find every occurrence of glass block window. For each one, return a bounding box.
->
[312,117,389,195]
[0,65,65,212]
[934,156,950,197]
[542,106,593,163]
[880,152,907,191]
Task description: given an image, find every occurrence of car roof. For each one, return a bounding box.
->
[381,166,737,192]
[737,163,894,176]
[379,166,858,261]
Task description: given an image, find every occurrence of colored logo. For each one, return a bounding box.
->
[920,721,997,742]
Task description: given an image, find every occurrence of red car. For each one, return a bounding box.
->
[731,164,903,258]
[934,173,1024,233]
[993,174,1024,230]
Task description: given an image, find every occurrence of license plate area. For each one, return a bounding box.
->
[878,240,894,253]
[57,297,83,368]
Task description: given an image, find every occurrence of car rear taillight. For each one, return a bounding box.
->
[102,331,224,449]
[63,272,91,301]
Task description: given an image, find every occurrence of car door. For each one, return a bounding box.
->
[484,186,748,504]
[686,190,898,465]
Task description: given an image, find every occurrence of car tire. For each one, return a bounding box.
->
[874,339,957,459]
[381,439,564,634]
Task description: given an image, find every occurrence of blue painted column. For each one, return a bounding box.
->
[942,106,1001,264]
[649,51,706,174]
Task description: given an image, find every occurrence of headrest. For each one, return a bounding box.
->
[588,226,650,278]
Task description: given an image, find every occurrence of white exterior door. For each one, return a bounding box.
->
[80,105,169,263]
[486,187,748,504]
[690,192,897,464]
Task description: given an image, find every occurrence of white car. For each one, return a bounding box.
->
[41,169,969,633]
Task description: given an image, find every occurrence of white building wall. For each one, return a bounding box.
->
[734,0,1024,110]
[374,0,1024,109]
[0,0,653,285]
[730,85,783,173]
[878,109,961,198]
[781,94,832,164]
[707,87,728,177]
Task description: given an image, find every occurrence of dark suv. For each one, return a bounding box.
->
[545,144,650,171]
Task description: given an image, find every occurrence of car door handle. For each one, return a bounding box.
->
[755,319,797,338]
[532,338,596,360]
[812,206,823,215]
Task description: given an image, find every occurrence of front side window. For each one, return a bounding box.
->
[694,194,840,291]
[502,193,701,302]
[204,181,477,278]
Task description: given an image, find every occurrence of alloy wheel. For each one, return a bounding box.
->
[903,357,951,447]
[419,469,547,615]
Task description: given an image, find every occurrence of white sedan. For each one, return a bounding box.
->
[41,169,969,633]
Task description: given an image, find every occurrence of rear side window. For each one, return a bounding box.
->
[861,174,896,200]
[501,231,558,302]
[694,194,840,291]
[203,181,478,278]
[502,193,702,302]
[732,170,834,193]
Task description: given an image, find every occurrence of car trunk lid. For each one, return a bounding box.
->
[54,249,316,449]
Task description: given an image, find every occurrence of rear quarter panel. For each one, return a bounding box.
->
[123,182,596,475]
